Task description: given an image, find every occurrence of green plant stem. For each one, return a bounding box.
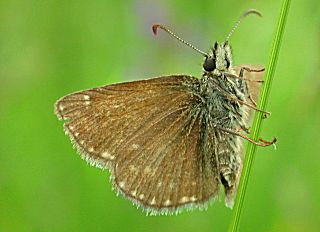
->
[228,1,291,231]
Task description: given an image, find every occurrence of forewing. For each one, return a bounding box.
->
[55,75,219,214]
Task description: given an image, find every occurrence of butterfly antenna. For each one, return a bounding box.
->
[152,24,209,57]
[225,9,262,42]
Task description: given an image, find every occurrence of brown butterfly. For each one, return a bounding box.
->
[54,9,275,215]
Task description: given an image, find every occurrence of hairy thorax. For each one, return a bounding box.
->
[200,71,248,131]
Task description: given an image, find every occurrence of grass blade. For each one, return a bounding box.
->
[228,0,291,231]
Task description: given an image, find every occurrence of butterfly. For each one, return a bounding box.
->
[54,9,275,215]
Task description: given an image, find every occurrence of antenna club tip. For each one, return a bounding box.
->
[244,9,263,18]
[152,24,161,35]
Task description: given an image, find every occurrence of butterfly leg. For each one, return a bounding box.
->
[240,66,265,74]
[211,77,270,115]
[215,125,276,147]
[223,68,264,83]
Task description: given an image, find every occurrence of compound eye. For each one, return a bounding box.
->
[203,57,216,72]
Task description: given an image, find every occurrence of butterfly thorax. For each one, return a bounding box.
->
[201,75,246,128]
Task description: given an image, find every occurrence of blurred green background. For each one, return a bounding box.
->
[1,0,319,231]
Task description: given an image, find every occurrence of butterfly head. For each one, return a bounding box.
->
[203,41,232,74]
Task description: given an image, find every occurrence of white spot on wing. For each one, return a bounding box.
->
[150,197,156,205]
[102,151,110,158]
[101,151,115,160]
[190,196,197,202]
[164,199,171,206]
[132,144,139,150]
[119,181,125,189]
[139,194,144,200]
[59,105,64,111]
[131,190,137,197]
[88,147,94,152]
[179,196,189,203]
[83,95,90,100]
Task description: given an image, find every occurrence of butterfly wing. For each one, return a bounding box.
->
[55,75,219,214]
